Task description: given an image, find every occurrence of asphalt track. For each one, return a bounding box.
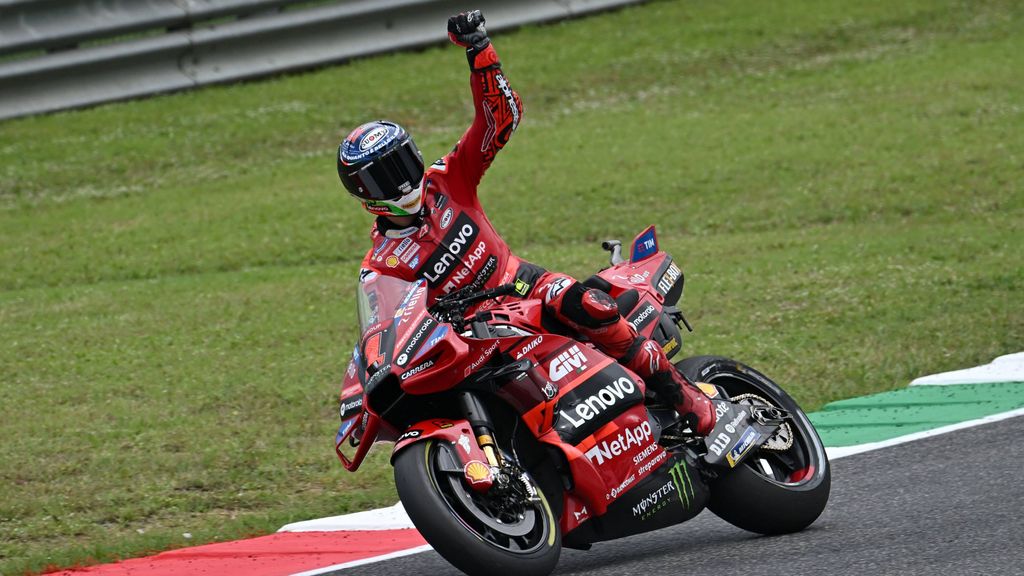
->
[335,415,1023,576]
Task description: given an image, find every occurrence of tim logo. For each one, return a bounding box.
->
[549,346,586,382]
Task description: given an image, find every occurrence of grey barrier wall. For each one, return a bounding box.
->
[0,0,309,56]
[0,0,644,121]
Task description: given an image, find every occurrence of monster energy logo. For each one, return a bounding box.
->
[669,460,695,510]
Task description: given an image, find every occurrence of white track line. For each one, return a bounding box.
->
[288,545,434,576]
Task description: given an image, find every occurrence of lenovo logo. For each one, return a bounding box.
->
[421,213,480,287]
[558,376,637,429]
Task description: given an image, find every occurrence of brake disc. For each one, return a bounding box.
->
[731,393,794,451]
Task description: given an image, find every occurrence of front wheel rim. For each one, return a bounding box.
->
[425,442,554,553]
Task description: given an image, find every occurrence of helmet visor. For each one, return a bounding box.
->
[340,139,424,202]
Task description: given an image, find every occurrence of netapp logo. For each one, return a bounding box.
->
[421,213,480,287]
[558,377,637,429]
[584,421,653,465]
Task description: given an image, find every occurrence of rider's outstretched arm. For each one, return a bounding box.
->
[445,11,524,194]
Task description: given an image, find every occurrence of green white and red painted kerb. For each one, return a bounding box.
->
[49,353,1024,576]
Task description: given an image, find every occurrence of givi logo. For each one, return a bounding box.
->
[549,345,586,381]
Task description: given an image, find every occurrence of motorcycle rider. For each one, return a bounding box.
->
[337,11,716,435]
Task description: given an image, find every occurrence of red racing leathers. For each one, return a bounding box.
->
[358,43,715,434]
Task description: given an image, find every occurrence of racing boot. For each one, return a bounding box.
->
[622,338,717,436]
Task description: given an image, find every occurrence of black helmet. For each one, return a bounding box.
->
[338,120,425,216]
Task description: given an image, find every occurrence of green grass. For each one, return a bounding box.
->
[1,0,1022,572]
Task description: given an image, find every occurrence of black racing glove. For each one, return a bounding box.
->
[447,10,494,69]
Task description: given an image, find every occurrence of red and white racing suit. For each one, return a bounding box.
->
[358,43,714,433]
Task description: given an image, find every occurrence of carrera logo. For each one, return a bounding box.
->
[514,336,543,360]
[584,421,653,465]
[360,126,389,151]
[401,359,434,381]
[558,376,637,429]
[421,213,480,288]
[549,345,586,382]
[440,208,454,229]
[628,303,658,331]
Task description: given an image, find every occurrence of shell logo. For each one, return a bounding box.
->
[464,460,492,485]
[696,382,720,399]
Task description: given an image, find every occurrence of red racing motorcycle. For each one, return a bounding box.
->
[334,226,830,576]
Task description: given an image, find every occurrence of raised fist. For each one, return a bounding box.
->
[447,10,489,50]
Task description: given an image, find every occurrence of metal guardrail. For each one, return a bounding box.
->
[0,0,644,121]
[0,0,308,56]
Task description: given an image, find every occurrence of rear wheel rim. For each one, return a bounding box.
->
[704,372,823,487]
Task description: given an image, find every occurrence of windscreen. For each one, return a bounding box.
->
[356,274,419,334]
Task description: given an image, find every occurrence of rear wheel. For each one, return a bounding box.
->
[677,355,830,534]
[394,440,561,576]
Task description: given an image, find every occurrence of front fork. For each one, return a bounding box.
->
[461,319,506,468]
[458,391,504,467]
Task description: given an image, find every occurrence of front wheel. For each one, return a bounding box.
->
[393,440,561,576]
[677,355,831,535]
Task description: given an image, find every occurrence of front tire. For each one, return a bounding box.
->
[677,355,831,535]
[393,440,561,576]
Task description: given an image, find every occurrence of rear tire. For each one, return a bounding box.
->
[677,355,830,535]
[394,440,561,576]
